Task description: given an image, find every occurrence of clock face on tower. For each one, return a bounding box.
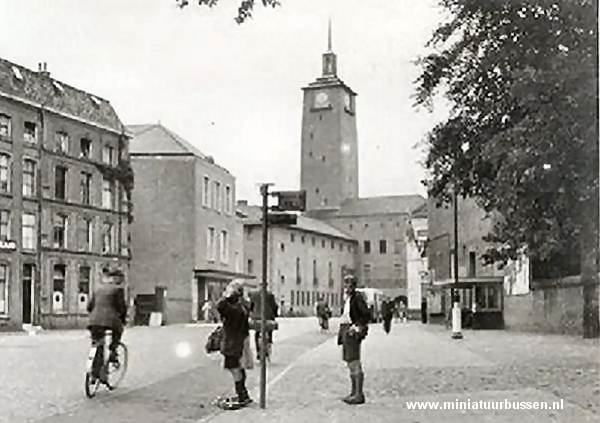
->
[314,91,329,108]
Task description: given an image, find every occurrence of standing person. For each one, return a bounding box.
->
[87,268,127,368]
[249,289,278,361]
[381,297,393,334]
[338,275,370,405]
[216,280,253,408]
[316,298,331,332]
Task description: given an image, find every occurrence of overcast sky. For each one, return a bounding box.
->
[1,0,448,205]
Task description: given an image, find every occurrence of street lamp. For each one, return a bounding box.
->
[451,141,469,340]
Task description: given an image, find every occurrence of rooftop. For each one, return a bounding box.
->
[0,57,123,133]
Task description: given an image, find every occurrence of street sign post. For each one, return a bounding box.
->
[272,190,306,212]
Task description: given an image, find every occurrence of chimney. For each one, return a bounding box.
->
[38,62,50,78]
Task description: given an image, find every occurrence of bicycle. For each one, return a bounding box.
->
[84,329,128,398]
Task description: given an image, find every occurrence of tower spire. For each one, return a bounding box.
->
[327,18,332,52]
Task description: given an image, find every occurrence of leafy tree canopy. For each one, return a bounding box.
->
[176,0,280,23]
[415,0,598,264]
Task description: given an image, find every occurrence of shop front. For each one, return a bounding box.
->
[194,269,256,322]
[424,277,504,329]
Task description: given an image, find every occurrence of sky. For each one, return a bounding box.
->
[0,0,449,205]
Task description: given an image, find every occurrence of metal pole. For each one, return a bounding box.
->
[260,184,269,408]
[452,187,463,339]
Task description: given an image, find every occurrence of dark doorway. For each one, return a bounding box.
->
[22,264,34,324]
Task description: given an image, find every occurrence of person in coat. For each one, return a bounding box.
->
[87,268,127,364]
[339,275,370,405]
[381,297,394,334]
[216,280,252,406]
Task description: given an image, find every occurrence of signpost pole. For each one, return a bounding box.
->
[259,183,269,409]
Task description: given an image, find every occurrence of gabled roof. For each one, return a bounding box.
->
[239,204,356,242]
[410,201,428,219]
[334,195,426,217]
[127,123,208,158]
[0,57,123,133]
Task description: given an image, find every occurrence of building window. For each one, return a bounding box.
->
[225,185,232,214]
[311,237,316,246]
[331,240,335,249]
[349,224,353,230]
[394,263,402,273]
[394,239,402,254]
[102,222,113,254]
[214,181,221,212]
[339,243,343,252]
[22,213,36,250]
[328,261,333,287]
[78,218,93,251]
[321,155,326,162]
[280,274,285,284]
[102,144,114,165]
[296,257,301,284]
[363,240,371,254]
[78,266,91,312]
[52,214,68,249]
[290,233,295,243]
[290,290,294,306]
[312,259,318,285]
[206,227,215,261]
[80,138,92,159]
[52,264,66,313]
[80,172,92,205]
[247,259,254,275]
[22,159,35,197]
[280,242,285,252]
[301,235,305,244]
[102,177,114,209]
[220,230,229,263]
[0,210,9,241]
[0,114,10,138]
[55,166,67,200]
[321,239,325,248]
[24,121,37,143]
[380,240,387,254]
[0,154,10,193]
[469,252,477,278]
[0,264,8,315]
[203,176,210,207]
[55,131,69,154]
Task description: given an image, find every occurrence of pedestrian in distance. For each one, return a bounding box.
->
[216,280,253,409]
[338,275,370,405]
[316,297,331,332]
[381,296,394,335]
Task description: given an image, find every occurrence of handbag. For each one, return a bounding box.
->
[337,323,350,345]
[205,325,224,354]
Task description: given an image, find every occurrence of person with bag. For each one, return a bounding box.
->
[215,280,253,409]
[338,274,370,405]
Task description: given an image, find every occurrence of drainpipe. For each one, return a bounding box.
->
[34,105,45,326]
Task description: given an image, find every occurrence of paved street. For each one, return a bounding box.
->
[206,321,600,423]
[0,318,324,423]
[1,319,598,423]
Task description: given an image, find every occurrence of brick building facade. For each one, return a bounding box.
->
[0,58,131,330]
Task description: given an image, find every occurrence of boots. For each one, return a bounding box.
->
[235,370,252,406]
[346,373,365,405]
[341,375,357,402]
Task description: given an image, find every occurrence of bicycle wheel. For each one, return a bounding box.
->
[106,342,128,390]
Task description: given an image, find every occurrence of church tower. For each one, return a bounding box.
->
[300,22,359,211]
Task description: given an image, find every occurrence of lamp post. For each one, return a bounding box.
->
[451,141,469,340]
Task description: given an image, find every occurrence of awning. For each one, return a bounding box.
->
[194,268,257,284]
[432,276,503,288]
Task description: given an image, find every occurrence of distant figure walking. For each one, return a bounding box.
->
[381,297,394,334]
[316,298,332,332]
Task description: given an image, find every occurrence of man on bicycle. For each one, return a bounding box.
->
[87,268,127,365]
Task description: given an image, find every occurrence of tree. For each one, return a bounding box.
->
[176,0,280,23]
[415,0,599,337]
